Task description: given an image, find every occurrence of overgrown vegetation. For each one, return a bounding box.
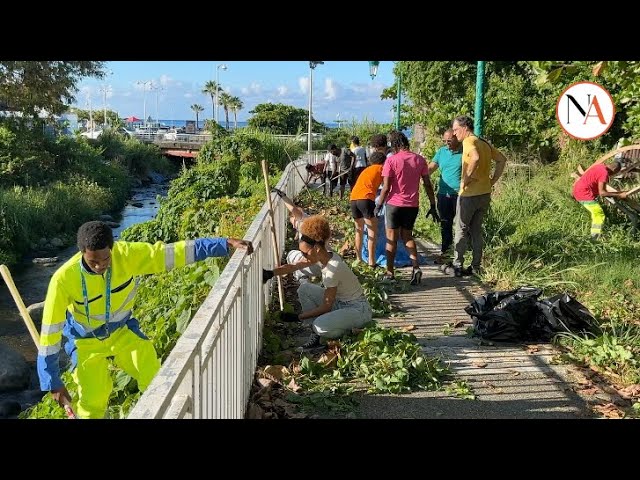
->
[252,187,475,418]
[23,129,302,418]
[414,139,640,399]
[0,123,174,267]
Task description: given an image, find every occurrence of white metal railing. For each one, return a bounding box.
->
[302,150,326,165]
[134,133,213,144]
[127,158,307,419]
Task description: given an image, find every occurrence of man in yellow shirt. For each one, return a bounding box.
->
[449,115,507,277]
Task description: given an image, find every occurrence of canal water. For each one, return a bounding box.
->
[0,179,169,417]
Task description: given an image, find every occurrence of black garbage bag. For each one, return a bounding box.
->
[536,293,597,334]
[465,287,544,341]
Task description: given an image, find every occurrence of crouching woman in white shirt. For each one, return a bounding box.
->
[263,214,373,350]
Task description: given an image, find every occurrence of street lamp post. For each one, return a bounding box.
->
[86,92,93,135]
[308,61,324,161]
[216,64,227,127]
[368,61,401,130]
[474,61,486,136]
[136,80,152,127]
[153,85,164,126]
[395,69,402,131]
[100,70,113,129]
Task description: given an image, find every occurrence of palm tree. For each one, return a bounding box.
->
[202,81,221,120]
[229,96,243,130]
[219,92,233,130]
[191,104,204,130]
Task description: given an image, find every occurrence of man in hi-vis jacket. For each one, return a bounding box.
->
[37,221,253,418]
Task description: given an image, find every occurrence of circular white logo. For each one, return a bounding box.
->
[556,81,615,140]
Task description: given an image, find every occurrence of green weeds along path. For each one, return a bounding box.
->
[23,129,302,419]
[253,162,639,418]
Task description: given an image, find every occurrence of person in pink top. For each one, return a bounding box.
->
[375,130,437,283]
[572,161,628,239]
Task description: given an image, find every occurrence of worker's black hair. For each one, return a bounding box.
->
[77,221,114,252]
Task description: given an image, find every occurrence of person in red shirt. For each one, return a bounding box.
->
[572,161,628,239]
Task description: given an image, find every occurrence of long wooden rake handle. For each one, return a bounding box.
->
[0,264,40,346]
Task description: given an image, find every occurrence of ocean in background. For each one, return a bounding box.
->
[156,120,411,137]
[158,120,342,129]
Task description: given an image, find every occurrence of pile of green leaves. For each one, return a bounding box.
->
[283,324,448,417]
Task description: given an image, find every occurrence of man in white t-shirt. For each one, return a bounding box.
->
[351,136,368,186]
[322,148,338,196]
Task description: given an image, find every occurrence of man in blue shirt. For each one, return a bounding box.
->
[428,129,463,256]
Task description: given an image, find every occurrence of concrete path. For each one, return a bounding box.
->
[356,240,598,419]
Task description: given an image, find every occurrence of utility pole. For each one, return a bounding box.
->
[308,61,324,161]
[474,61,486,136]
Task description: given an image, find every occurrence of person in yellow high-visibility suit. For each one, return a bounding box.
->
[37,221,253,419]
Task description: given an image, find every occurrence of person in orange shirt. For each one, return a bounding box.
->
[350,151,386,267]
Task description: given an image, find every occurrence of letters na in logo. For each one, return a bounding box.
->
[556,81,615,140]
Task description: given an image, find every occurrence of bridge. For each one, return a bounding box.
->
[134,133,211,159]
[135,133,302,159]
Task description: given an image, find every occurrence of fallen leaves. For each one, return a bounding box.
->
[618,384,640,399]
[593,402,625,419]
[401,325,416,332]
[261,365,290,384]
[472,360,488,368]
[318,351,339,369]
[526,345,539,354]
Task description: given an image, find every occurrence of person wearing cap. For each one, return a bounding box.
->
[572,160,628,239]
[263,215,372,350]
[37,220,253,419]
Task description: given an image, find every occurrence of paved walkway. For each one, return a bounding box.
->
[356,240,599,419]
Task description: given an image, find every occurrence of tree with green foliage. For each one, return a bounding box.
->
[248,103,325,135]
[229,96,243,130]
[530,61,638,144]
[0,62,105,119]
[390,61,563,159]
[70,107,119,128]
[219,92,233,130]
[202,81,221,120]
[191,104,204,130]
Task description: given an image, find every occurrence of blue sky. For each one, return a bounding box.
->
[73,61,397,124]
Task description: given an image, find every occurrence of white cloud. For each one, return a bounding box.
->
[324,78,337,101]
[277,85,288,96]
[159,74,175,87]
[184,93,193,99]
[298,76,309,94]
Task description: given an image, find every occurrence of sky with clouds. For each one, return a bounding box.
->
[74,61,397,124]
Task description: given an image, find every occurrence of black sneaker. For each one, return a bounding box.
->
[297,333,321,352]
[453,266,463,278]
[410,267,422,285]
[462,266,473,276]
